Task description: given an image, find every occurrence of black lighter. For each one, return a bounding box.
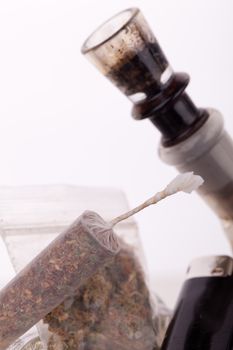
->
[161,256,233,349]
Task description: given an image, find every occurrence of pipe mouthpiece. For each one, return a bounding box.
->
[82,8,171,104]
[82,8,207,146]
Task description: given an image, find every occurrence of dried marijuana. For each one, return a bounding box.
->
[44,245,158,350]
[0,211,119,350]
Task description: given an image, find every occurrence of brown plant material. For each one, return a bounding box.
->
[44,245,158,350]
[0,211,119,350]
[44,174,203,350]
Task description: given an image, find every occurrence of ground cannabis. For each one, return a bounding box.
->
[44,245,158,350]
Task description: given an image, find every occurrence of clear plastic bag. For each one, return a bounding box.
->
[41,242,165,350]
[0,185,171,349]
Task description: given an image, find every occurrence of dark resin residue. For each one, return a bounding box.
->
[105,38,207,147]
[106,41,168,99]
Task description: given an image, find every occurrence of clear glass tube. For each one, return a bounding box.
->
[82,8,170,103]
[7,329,42,350]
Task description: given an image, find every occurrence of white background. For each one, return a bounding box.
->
[0,0,233,306]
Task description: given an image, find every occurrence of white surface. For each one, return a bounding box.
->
[0,0,233,307]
